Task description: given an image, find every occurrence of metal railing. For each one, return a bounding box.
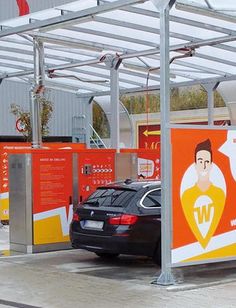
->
[89,124,107,148]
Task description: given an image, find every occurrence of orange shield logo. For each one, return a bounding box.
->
[181,187,226,248]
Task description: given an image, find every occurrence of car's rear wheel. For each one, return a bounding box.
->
[95,252,119,259]
[153,241,161,266]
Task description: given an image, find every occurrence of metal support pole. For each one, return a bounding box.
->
[75,96,93,148]
[30,89,40,148]
[85,98,93,148]
[31,38,45,148]
[110,66,120,151]
[202,82,219,125]
[153,0,175,286]
[104,55,122,151]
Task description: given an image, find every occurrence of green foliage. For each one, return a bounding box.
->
[10,95,53,141]
[121,94,160,114]
[93,102,109,138]
[170,87,225,111]
[120,86,225,114]
[40,96,53,136]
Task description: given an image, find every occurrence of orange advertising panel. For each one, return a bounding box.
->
[0,142,85,221]
[0,143,31,221]
[172,129,236,264]
[32,152,73,245]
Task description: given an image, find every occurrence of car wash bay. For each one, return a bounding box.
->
[0,0,236,287]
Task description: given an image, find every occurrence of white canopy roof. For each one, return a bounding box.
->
[0,0,235,97]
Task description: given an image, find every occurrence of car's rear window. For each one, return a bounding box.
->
[83,188,136,207]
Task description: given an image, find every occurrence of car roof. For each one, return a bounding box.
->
[97,179,161,191]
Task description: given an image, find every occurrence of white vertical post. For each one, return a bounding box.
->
[110,66,120,151]
[154,0,175,286]
[202,82,219,125]
[85,98,93,148]
[31,38,44,148]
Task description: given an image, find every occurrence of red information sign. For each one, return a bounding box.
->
[78,150,116,201]
[138,124,160,149]
[32,152,73,245]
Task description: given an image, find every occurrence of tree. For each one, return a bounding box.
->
[10,95,53,141]
[121,86,225,114]
[93,102,109,138]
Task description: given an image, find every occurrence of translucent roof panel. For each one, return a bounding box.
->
[0,0,235,96]
[177,0,236,12]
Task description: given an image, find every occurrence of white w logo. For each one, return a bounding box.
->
[194,196,214,238]
[195,204,214,224]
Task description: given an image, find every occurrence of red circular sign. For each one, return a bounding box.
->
[16,118,26,132]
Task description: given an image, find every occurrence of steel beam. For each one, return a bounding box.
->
[30,39,44,149]
[94,15,236,55]
[176,0,236,23]
[64,25,158,48]
[119,34,236,60]
[27,31,236,79]
[202,82,220,125]
[77,74,236,98]
[1,32,234,82]
[104,55,122,151]
[110,63,120,151]
[111,3,236,53]
[0,40,161,84]
[0,52,229,86]
[153,0,175,286]
[113,2,236,36]
[87,100,94,148]
[25,28,236,63]
[0,0,148,38]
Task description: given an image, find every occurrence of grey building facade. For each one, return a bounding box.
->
[0,79,80,137]
[0,0,81,138]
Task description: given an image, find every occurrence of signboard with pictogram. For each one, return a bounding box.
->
[172,128,236,265]
[138,124,160,149]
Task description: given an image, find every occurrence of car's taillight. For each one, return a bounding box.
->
[72,213,80,222]
[120,214,138,225]
[109,216,121,225]
[109,214,138,225]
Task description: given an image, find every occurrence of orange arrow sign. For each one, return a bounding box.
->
[143,130,161,137]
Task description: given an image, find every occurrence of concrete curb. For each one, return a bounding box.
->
[167,278,236,292]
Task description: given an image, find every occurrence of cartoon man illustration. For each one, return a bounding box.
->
[181,139,226,248]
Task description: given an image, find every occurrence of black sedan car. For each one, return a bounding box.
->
[70,180,161,265]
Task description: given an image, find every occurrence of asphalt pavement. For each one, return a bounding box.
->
[0,226,236,307]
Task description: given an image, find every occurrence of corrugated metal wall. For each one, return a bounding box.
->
[0,0,75,21]
[0,80,81,136]
[0,0,83,137]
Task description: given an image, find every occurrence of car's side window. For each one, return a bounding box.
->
[140,189,161,209]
